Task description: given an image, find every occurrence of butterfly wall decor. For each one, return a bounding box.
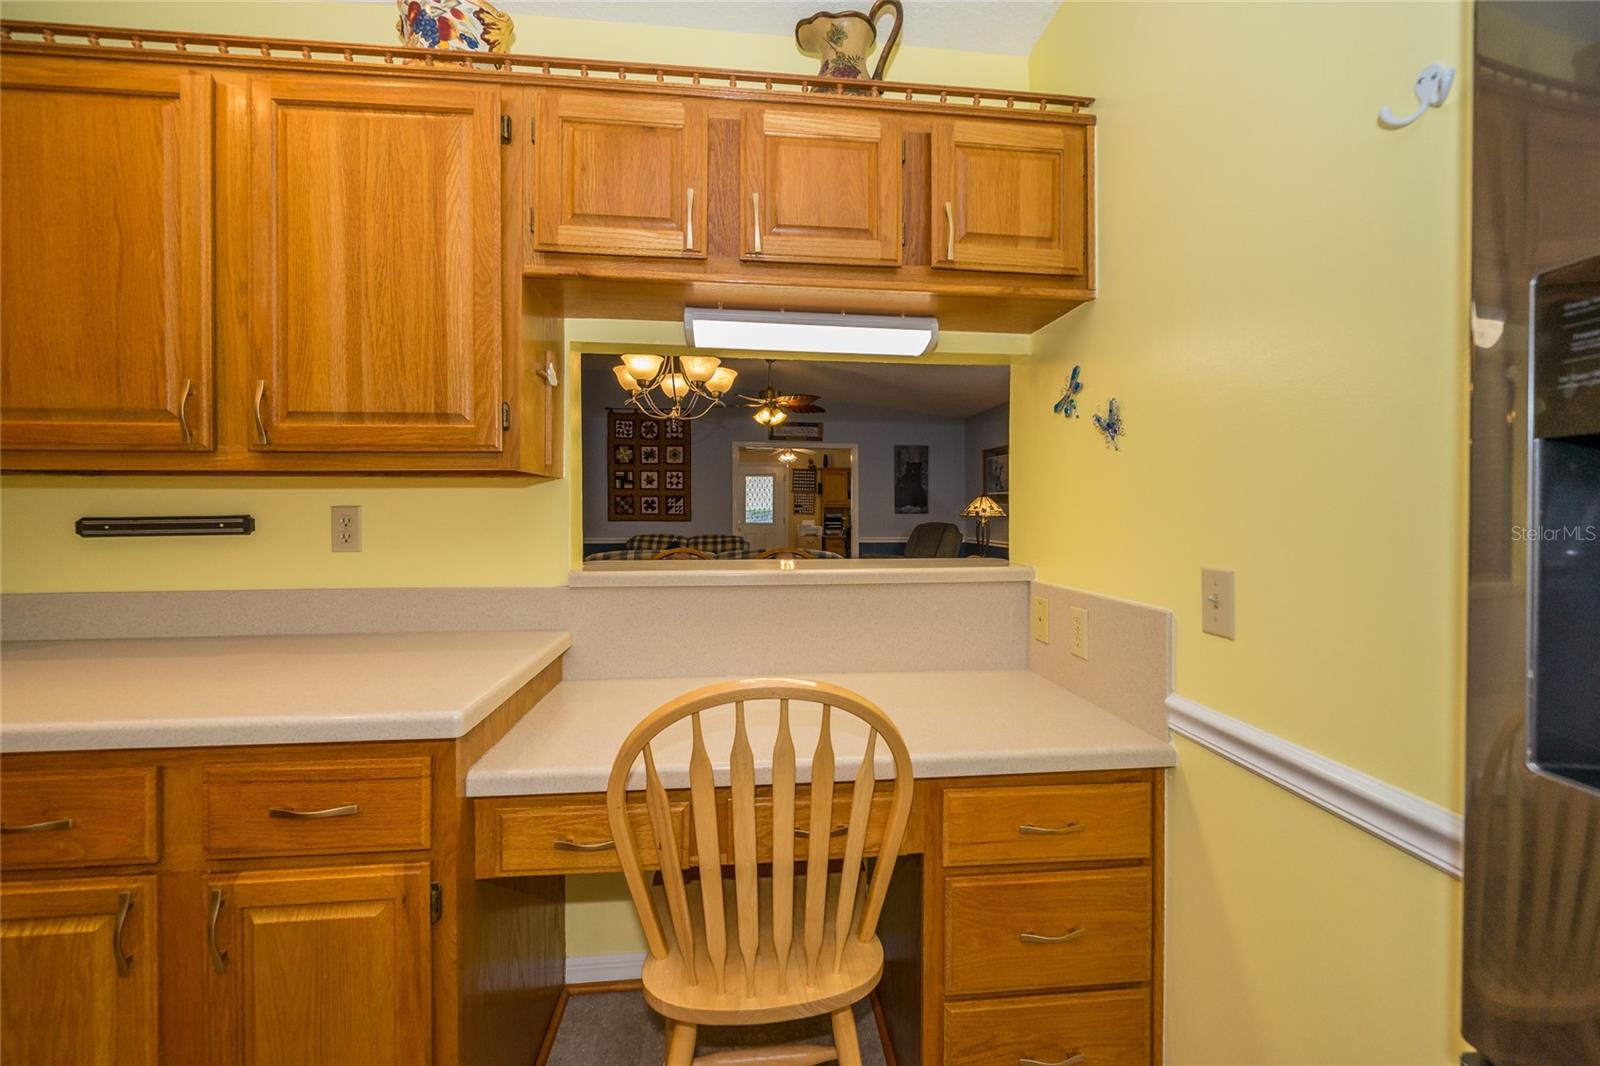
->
[1093,398,1125,450]
[1053,365,1084,418]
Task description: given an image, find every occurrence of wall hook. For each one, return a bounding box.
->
[1379,63,1454,129]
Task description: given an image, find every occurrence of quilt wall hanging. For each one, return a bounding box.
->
[608,410,691,521]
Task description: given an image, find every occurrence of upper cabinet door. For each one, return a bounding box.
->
[0,58,212,452]
[741,108,901,266]
[932,118,1089,277]
[248,75,502,453]
[534,92,707,259]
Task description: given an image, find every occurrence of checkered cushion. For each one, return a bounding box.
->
[686,534,749,554]
[625,533,687,552]
[584,549,659,561]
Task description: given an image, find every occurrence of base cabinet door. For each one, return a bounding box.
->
[0,58,213,452]
[0,876,158,1066]
[204,864,431,1066]
[534,91,708,259]
[932,117,1088,277]
[741,107,901,265]
[246,74,503,453]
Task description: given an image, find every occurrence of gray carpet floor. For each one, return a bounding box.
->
[546,990,887,1066]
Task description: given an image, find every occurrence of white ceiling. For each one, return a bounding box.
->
[350,0,1062,56]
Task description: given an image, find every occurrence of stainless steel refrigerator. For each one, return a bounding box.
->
[1465,5,1600,1065]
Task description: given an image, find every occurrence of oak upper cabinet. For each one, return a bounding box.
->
[0,58,212,452]
[534,91,708,259]
[0,876,158,1066]
[246,75,503,453]
[932,117,1089,277]
[740,107,901,266]
[205,864,431,1066]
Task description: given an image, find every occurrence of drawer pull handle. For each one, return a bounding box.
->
[1020,927,1085,945]
[113,891,134,977]
[208,888,229,974]
[553,837,616,852]
[1021,1055,1085,1066]
[0,818,73,834]
[1019,821,1085,836]
[794,825,848,838]
[269,804,358,820]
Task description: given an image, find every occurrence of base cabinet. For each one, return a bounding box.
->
[204,864,432,1066]
[0,876,159,1066]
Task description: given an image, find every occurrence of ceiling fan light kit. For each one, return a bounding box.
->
[683,307,939,357]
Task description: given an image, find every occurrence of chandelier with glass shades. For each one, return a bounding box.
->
[611,353,738,421]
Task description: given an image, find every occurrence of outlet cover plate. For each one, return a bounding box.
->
[1202,568,1235,639]
[1031,596,1049,643]
[332,505,362,553]
[1070,606,1089,660]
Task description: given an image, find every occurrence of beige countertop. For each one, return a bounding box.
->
[0,631,571,752]
[467,670,1175,797]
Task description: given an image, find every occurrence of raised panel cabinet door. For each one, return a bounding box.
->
[741,108,901,265]
[248,75,502,452]
[0,58,212,452]
[204,864,430,1066]
[0,876,158,1066]
[932,118,1088,276]
[534,92,707,258]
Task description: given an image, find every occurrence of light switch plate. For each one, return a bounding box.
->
[1070,607,1089,660]
[331,505,362,553]
[1202,568,1235,639]
[1031,596,1049,643]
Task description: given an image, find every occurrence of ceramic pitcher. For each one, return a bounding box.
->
[396,0,515,53]
[795,0,904,82]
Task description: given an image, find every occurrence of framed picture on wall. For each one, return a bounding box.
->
[983,445,1010,498]
[894,444,929,514]
[608,409,691,521]
[769,421,823,442]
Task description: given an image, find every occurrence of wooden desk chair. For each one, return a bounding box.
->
[654,547,713,560]
[606,679,914,1066]
[757,547,815,559]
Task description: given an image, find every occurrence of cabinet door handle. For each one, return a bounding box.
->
[268,803,358,820]
[113,890,134,977]
[1021,1054,1085,1066]
[1020,927,1084,945]
[552,837,615,852]
[944,200,955,261]
[1019,822,1084,836]
[207,888,229,974]
[751,191,762,253]
[177,378,194,445]
[0,817,73,834]
[252,380,270,445]
[685,186,695,250]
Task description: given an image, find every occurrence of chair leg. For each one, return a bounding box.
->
[665,1020,698,1066]
[830,1007,862,1066]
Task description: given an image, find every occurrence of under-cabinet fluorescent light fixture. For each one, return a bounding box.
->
[683,308,939,357]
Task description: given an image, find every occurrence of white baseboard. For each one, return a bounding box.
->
[565,952,646,985]
[1165,694,1463,878]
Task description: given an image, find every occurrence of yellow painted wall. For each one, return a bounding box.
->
[1022,3,1469,1063]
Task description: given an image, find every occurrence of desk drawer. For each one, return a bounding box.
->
[943,988,1150,1066]
[481,799,688,876]
[203,757,431,859]
[943,782,1150,867]
[749,784,916,863]
[0,768,159,870]
[945,867,1151,996]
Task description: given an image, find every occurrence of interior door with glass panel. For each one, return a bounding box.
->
[733,462,790,553]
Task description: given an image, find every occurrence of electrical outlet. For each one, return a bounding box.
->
[331,505,362,553]
[1070,607,1089,660]
[1202,568,1236,639]
[1031,596,1049,643]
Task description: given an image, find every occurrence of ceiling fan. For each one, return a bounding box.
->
[739,360,825,425]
